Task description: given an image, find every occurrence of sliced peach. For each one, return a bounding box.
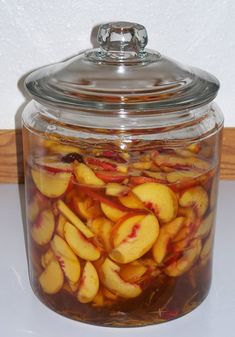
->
[152,217,185,264]
[171,237,191,253]
[85,157,117,171]
[57,200,94,238]
[139,258,160,277]
[116,164,128,173]
[64,222,100,261]
[153,153,209,171]
[88,217,113,252]
[90,151,122,162]
[99,220,113,252]
[92,289,105,307]
[118,191,144,209]
[101,202,127,222]
[39,258,64,294]
[165,239,202,277]
[95,171,128,183]
[79,186,124,205]
[119,262,147,283]
[179,186,209,217]
[31,167,72,198]
[105,183,129,197]
[132,182,178,223]
[73,196,102,221]
[173,207,197,242]
[194,212,214,239]
[143,171,167,183]
[51,234,81,283]
[34,155,73,173]
[130,176,160,185]
[49,143,82,155]
[41,248,54,268]
[56,214,66,238]
[100,258,142,298]
[27,192,49,223]
[187,143,201,154]
[32,209,55,245]
[77,262,99,303]
[131,161,152,170]
[74,162,104,186]
[109,213,159,264]
[167,171,200,184]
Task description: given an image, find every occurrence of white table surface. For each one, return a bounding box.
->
[0,182,234,337]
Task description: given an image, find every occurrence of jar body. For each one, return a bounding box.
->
[22,101,223,327]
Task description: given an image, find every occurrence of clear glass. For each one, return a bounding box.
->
[22,100,223,327]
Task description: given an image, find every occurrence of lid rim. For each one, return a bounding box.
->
[24,21,220,114]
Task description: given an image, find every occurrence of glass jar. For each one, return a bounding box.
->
[22,22,224,327]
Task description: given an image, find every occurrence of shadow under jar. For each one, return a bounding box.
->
[22,21,224,327]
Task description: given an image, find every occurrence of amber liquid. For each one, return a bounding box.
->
[23,126,219,326]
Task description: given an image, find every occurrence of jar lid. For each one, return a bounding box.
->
[25,21,219,114]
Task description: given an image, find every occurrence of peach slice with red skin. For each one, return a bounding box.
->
[78,187,128,221]
[179,186,209,217]
[96,171,128,183]
[152,152,209,171]
[105,183,129,197]
[39,258,64,294]
[101,202,127,222]
[143,171,168,183]
[100,258,142,298]
[164,239,202,277]
[132,182,178,223]
[109,213,159,264]
[173,207,197,242]
[34,155,73,173]
[79,187,128,211]
[74,162,105,186]
[167,171,200,190]
[31,167,72,198]
[77,262,99,303]
[64,222,100,261]
[118,191,145,210]
[32,209,55,245]
[57,200,94,238]
[152,217,185,264]
[27,192,49,223]
[85,157,117,171]
[51,234,81,283]
[130,176,161,185]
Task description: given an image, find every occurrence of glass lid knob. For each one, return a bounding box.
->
[97,21,148,56]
